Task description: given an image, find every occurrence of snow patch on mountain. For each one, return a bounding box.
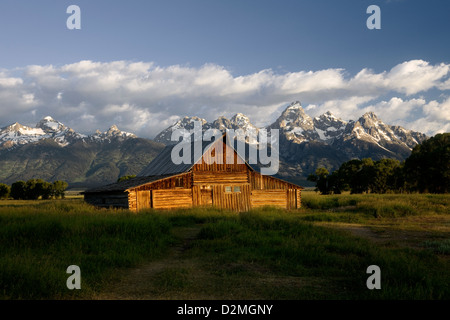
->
[0,116,136,149]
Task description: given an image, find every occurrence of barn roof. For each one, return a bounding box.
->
[83,174,179,193]
[137,140,210,177]
[137,133,259,177]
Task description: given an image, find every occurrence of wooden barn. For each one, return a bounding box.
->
[83,133,303,212]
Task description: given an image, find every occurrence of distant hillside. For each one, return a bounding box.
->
[0,137,164,188]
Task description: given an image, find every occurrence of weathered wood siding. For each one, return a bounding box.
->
[192,185,213,206]
[212,184,251,212]
[193,140,248,173]
[136,190,151,211]
[128,190,137,211]
[193,171,249,185]
[249,171,300,190]
[296,189,301,209]
[251,190,287,208]
[152,189,193,209]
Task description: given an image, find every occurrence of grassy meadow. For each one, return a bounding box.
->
[0,192,449,300]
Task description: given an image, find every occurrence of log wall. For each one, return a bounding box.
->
[152,189,193,209]
[193,171,249,185]
[251,190,287,208]
[249,171,300,190]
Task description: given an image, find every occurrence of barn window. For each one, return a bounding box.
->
[225,186,232,193]
[233,186,241,193]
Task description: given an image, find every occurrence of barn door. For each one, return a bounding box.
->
[136,190,151,211]
[212,184,250,212]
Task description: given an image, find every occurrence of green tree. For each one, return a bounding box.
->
[117,175,136,183]
[404,133,449,193]
[10,181,26,200]
[37,180,53,200]
[337,159,363,193]
[370,159,401,193]
[354,158,375,194]
[52,181,69,199]
[0,183,10,199]
[25,179,41,200]
[308,167,332,194]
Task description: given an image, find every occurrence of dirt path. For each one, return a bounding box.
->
[317,220,449,250]
[93,225,202,300]
[92,223,326,300]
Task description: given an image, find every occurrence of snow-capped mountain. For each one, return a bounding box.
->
[154,113,260,144]
[0,117,86,149]
[267,102,427,152]
[154,102,427,154]
[36,116,86,146]
[313,111,347,141]
[0,104,429,187]
[0,116,136,149]
[153,101,428,181]
[330,111,427,160]
[268,101,319,143]
[153,116,211,144]
[89,125,137,142]
[0,122,47,149]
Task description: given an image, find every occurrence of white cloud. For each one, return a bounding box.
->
[0,59,449,137]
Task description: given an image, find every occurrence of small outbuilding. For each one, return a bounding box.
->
[83,133,303,212]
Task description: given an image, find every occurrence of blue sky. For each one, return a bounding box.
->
[0,0,449,137]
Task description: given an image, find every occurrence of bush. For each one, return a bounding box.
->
[10,181,26,200]
[0,183,10,199]
[9,179,68,200]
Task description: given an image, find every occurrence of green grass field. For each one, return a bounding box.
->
[0,192,449,300]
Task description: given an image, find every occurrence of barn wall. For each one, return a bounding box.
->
[193,171,249,185]
[152,189,193,209]
[296,189,302,209]
[249,171,300,190]
[212,184,251,212]
[137,190,151,211]
[128,190,137,211]
[251,190,287,208]
[193,140,248,173]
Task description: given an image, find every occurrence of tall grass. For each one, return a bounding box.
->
[300,192,449,221]
[0,201,174,299]
[0,194,449,300]
[192,208,450,299]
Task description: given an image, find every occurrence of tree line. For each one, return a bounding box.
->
[0,179,69,200]
[308,133,449,194]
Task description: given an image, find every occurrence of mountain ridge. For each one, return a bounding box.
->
[0,102,429,187]
[0,116,136,150]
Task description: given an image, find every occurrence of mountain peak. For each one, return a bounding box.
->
[230,113,251,124]
[287,101,302,109]
[36,116,66,132]
[362,111,379,120]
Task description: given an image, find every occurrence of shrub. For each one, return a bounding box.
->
[0,183,10,199]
